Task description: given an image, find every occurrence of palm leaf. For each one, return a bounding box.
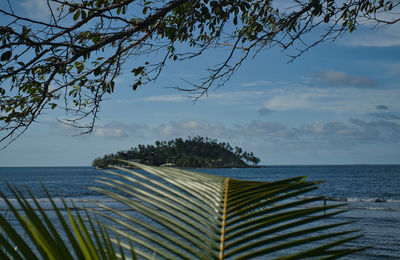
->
[0,184,135,260]
[90,161,366,259]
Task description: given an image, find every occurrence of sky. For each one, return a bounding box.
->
[1,0,400,166]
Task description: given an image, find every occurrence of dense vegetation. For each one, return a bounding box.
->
[92,136,260,168]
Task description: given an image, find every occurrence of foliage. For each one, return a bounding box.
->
[0,0,399,146]
[1,162,367,259]
[92,136,260,168]
[0,183,136,260]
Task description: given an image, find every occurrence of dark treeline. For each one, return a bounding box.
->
[92,136,260,168]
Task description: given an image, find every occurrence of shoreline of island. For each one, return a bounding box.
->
[93,136,262,169]
[95,164,267,170]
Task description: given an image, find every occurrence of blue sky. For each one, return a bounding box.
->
[1,0,399,166]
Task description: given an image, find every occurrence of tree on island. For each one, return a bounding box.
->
[1,0,399,147]
[92,136,261,168]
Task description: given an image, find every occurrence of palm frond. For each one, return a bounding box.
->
[90,162,366,259]
[0,184,135,260]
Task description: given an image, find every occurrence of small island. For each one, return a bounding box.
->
[92,136,260,168]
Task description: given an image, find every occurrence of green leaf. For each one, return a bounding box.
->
[1,50,12,61]
[132,80,141,90]
[80,10,86,20]
[131,66,144,76]
[93,66,102,76]
[73,10,81,21]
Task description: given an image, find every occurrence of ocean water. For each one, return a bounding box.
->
[0,165,399,259]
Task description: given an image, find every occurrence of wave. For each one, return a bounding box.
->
[2,196,400,213]
[0,196,136,212]
[299,196,400,203]
[347,206,400,211]
[297,196,400,212]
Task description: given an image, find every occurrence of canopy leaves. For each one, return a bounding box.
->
[92,136,261,168]
[0,0,399,146]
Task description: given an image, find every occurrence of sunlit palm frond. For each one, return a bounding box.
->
[91,162,367,259]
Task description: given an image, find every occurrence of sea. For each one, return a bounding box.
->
[0,165,399,259]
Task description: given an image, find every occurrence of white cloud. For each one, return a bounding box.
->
[154,118,400,148]
[95,127,128,138]
[264,89,327,111]
[39,116,400,166]
[314,70,377,87]
[339,19,400,47]
[155,120,228,138]
[298,118,400,143]
[135,90,266,104]
[368,112,400,120]
[242,80,276,87]
[344,32,400,47]
[301,122,360,136]
[154,119,298,141]
[207,91,265,104]
[235,121,296,138]
[140,94,188,102]
[20,0,51,20]
[93,122,148,138]
[262,86,400,114]
[349,118,400,142]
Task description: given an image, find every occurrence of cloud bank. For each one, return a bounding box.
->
[314,70,377,87]
[91,118,400,148]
